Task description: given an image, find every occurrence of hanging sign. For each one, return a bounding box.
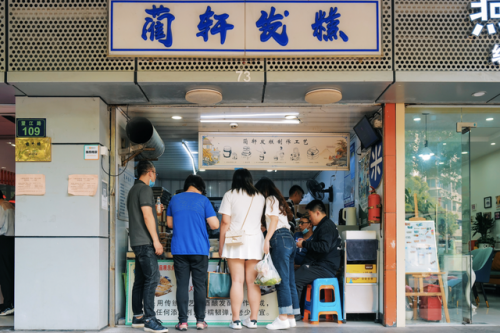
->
[16,118,46,138]
[369,142,382,189]
[199,132,349,171]
[109,0,382,57]
[125,260,278,326]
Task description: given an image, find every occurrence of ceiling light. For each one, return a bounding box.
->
[201,112,299,119]
[1,167,5,169]
[418,114,433,161]
[472,91,486,97]
[443,143,447,145]
[462,151,468,155]
[11,144,15,147]
[486,118,494,121]
[6,142,11,144]
[185,89,222,105]
[414,118,421,121]
[439,162,445,165]
[172,116,182,120]
[192,151,199,154]
[305,89,342,104]
[418,147,435,161]
[285,115,298,120]
[182,141,197,175]
[201,119,300,124]
[199,169,206,172]
[492,143,496,146]
[267,170,274,172]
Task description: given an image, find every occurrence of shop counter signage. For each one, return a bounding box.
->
[199,132,349,171]
[125,260,279,325]
[108,0,382,57]
[469,0,500,64]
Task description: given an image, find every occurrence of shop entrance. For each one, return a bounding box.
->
[462,125,500,326]
[404,107,500,326]
[120,104,386,328]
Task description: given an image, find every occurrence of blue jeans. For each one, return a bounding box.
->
[132,245,161,320]
[270,228,301,315]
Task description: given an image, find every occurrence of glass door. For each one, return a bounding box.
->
[460,127,472,324]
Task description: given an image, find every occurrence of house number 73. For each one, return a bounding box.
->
[236,71,251,82]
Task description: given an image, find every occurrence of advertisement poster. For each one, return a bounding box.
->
[358,151,370,225]
[126,260,278,326]
[200,132,349,171]
[343,141,356,207]
[404,221,439,273]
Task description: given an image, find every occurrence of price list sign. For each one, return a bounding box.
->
[16,118,46,137]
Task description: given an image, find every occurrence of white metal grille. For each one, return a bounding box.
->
[267,0,392,72]
[8,0,133,72]
[137,58,264,72]
[394,0,500,71]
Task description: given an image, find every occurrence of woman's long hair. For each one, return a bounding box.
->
[230,169,259,196]
[255,177,293,220]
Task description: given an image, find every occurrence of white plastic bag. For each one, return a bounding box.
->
[254,254,281,286]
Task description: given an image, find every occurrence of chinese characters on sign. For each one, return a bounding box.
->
[469,0,500,64]
[16,118,46,138]
[109,1,381,57]
[200,132,349,171]
[142,5,176,47]
[126,260,279,325]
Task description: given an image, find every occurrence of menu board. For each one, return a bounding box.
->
[199,132,349,171]
[125,260,278,326]
[405,221,439,273]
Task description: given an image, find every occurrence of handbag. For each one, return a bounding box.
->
[207,259,232,299]
[225,196,253,246]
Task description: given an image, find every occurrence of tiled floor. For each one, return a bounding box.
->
[0,316,13,328]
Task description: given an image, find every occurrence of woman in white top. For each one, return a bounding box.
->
[218,169,266,330]
[255,178,300,330]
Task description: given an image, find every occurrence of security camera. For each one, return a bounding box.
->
[230,123,238,129]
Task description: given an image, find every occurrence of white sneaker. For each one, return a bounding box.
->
[229,321,242,330]
[266,317,290,330]
[242,318,258,329]
[288,318,296,328]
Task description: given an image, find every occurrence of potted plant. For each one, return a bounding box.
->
[472,212,496,248]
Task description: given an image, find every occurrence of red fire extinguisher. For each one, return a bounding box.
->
[368,186,381,224]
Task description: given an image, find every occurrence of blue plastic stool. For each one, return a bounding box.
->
[304,278,343,324]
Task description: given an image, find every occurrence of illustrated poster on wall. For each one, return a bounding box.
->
[343,141,355,207]
[125,260,278,325]
[199,132,349,171]
[404,221,439,273]
[358,151,370,225]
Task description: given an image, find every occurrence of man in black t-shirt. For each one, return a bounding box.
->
[127,161,167,333]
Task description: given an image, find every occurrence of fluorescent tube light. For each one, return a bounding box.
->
[200,112,299,119]
[182,141,197,175]
[201,119,300,124]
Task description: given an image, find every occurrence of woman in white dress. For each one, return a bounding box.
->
[218,169,266,330]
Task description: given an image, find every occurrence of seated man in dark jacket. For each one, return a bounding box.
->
[295,200,342,319]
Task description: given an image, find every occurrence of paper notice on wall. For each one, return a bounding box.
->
[15,174,46,195]
[68,175,99,196]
